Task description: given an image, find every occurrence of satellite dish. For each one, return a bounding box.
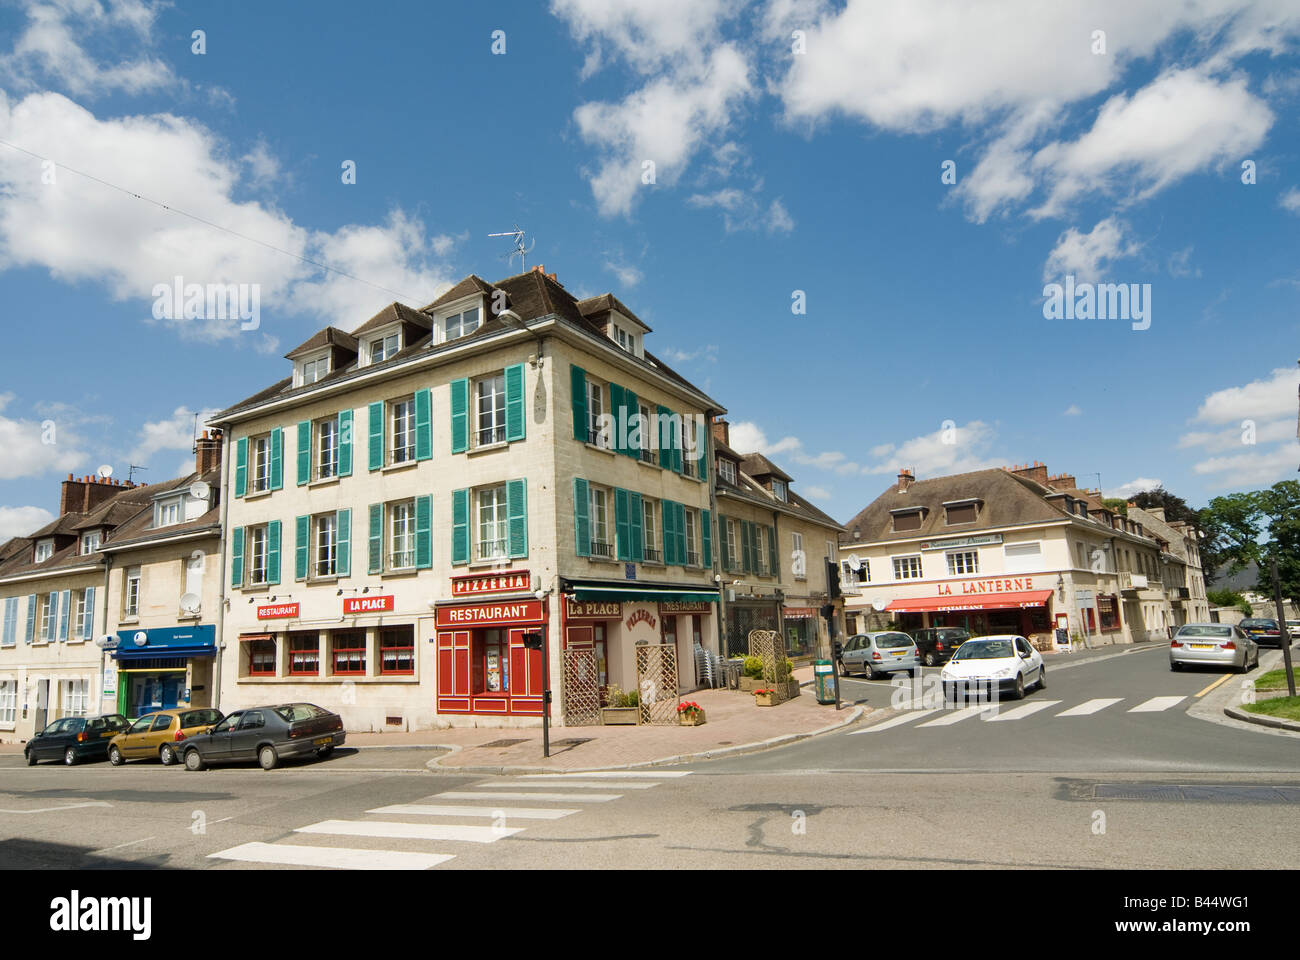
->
[847,554,862,572]
[189,481,211,501]
[871,598,890,612]
[97,464,114,479]
[179,593,201,614]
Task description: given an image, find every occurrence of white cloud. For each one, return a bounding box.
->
[661,344,718,364]
[127,405,222,470]
[861,420,1002,478]
[804,485,831,501]
[1043,217,1141,283]
[1181,367,1300,489]
[604,258,644,288]
[728,421,802,457]
[1192,444,1299,489]
[1104,477,1162,499]
[0,504,55,543]
[551,0,740,74]
[0,392,86,479]
[240,140,283,193]
[687,187,794,233]
[1191,366,1300,425]
[1179,418,1295,453]
[1063,404,1082,416]
[766,198,795,233]
[1281,186,1300,213]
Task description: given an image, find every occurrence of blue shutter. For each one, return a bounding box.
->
[368,401,384,470]
[702,509,713,567]
[4,597,16,645]
[415,387,432,461]
[507,479,528,559]
[335,508,351,577]
[296,420,311,485]
[505,364,525,442]
[416,495,433,569]
[267,520,282,586]
[83,587,95,641]
[573,478,591,557]
[615,488,630,561]
[231,526,245,587]
[657,406,671,469]
[629,492,644,562]
[337,409,353,476]
[295,516,309,581]
[24,594,36,644]
[452,489,469,565]
[369,503,384,575]
[571,365,588,442]
[57,589,70,642]
[450,378,469,453]
[46,592,59,642]
[696,424,708,483]
[269,426,284,490]
[234,437,248,497]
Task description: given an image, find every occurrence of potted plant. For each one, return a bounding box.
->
[739,656,766,692]
[677,701,706,726]
[754,688,776,707]
[779,659,800,699]
[601,685,640,725]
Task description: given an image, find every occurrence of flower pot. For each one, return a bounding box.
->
[678,710,706,726]
[754,692,775,707]
[783,678,801,700]
[601,707,640,725]
[739,676,763,693]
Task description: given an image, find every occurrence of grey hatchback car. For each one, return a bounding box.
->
[841,632,920,679]
[181,703,345,771]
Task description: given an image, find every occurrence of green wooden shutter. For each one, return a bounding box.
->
[662,499,677,565]
[624,389,639,459]
[231,526,245,587]
[415,387,432,461]
[295,515,309,581]
[368,401,384,470]
[657,405,670,469]
[505,364,525,442]
[696,425,708,483]
[337,409,353,476]
[675,503,687,567]
[573,478,590,557]
[368,504,384,575]
[416,495,433,569]
[571,365,587,441]
[615,488,630,561]
[269,426,283,490]
[452,489,469,565]
[629,492,644,562]
[335,508,351,577]
[672,414,683,473]
[296,420,311,485]
[608,384,625,455]
[507,479,528,558]
[234,437,248,497]
[450,378,469,454]
[768,526,777,577]
[702,509,713,567]
[267,521,282,585]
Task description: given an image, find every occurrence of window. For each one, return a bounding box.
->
[719,458,737,484]
[792,531,805,578]
[755,525,771,575]
[248,525,269,585]
[0,680,16,724]
[681,418,697,478]
[1098,595,1121,631]
[369,332,399,364]
[684,509,699,566]
[772,480,787,502]
[80,531,101,555]
[314,514,338,578]
[300,355,329,385]
[250,435,271,492]
[586,379,607,447]
[245,636,276,676]
[893,555,923,580]
[390,397,416,464]
[61,679,87,717]
[892,510,924,532]
[946,550,979,576]
[643,500,661,562]
[589,486,611,557]
[475,373,506,447]
[39,593,55,641]
[842,558,870,585]
[75,589,91,639]
[477,485,508,560]
[945,501,978,524]
[34,540,53,563]
[380,626,415,675]
[443,305,481,341]
[289,634,320,676]
[316,417,338,479]
[332,631,366,675]
[1005,541,1044,574]
[125,567,141,617]
[156,496,183,527]
[390,500,416,569]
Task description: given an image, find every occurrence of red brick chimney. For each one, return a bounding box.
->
[1047,472,1077,490]
[711,418,730,449]
[195,429,223,475]
[1009,461,1050,487]
[60,474,127,516]
[897,468,915,493]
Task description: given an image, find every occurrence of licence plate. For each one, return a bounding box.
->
[313,736,332,746]
[1189,644,1213,650]
[892,650,906,657]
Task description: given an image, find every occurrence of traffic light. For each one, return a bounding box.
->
[522,632,543,651]
[832,639,844,659]
[825,559,842,599]
[820,603,835,621]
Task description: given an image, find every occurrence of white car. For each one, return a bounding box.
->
[939,635,1045,702]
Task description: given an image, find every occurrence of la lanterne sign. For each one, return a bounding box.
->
[451,570,531,597]
[938,577,1036,595]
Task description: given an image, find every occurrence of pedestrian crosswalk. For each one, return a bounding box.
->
[847,694,1188,735]
[207,769,690,870]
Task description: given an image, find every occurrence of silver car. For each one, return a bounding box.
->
[841,631,919,679]
[1170,623,1258,672]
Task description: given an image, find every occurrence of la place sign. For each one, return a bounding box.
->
[343,595,395,614]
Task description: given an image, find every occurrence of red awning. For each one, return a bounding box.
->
[885,589,1053,613]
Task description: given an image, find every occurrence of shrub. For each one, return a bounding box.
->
[743,656,765,678]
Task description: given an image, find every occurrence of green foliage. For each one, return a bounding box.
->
[1200,481,1300,601]
[604,684,639,708]
[1206,588,1252,616]
[1101,497,1129,516]
[743,656,764,678]
[1129,487,1198,525]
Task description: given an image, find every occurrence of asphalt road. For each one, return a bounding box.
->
[2,644,1297,870]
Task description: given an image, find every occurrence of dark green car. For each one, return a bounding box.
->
[25,713,130,765]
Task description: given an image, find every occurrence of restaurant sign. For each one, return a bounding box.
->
[436,600,545,628]
[257,602,299,620]
[919,534,1003,551]
[937,577,1036,596]
[566,599,622,621]
[451,570,531,597]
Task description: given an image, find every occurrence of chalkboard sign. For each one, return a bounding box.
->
[1055,628,1069,646]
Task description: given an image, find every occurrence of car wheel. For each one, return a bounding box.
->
[1011,675,1025,701]
[64,747,77,766]
[1037,665,1046,690]
[184,749,205,771]
[258,745,279,771]
[159,744,176,766]
[109,745,123,766]
[316,745,334,759]
[25,749,36,766]
[1170,660,1183,671]
[923,652,937,667]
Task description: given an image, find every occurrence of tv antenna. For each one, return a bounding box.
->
[488,225,535,273]
[128,465,149,484]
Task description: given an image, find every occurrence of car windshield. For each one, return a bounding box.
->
[937,630,967,640]
[875,634,913,649]
[1240,619,1277,629]
[952,639,1014,660]
[1177,625,1232,638]
[273,703,330,723]
[182,709,222,727]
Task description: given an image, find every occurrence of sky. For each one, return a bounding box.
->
[1,0,1298,542]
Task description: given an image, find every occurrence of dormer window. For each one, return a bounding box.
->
[441,304,482,343]
[943,498,980,525]
[772,480,788,502]
[298,353,330,387]
[80,531,101,555]
[890,507,926,533]
[719,458,737,484]
[369,332,400,364]
[34,540,54,563]
[155,495,186,527]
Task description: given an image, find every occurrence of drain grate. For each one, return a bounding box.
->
[481,738,528,749]
[552,738,592,747]
[1094,783,1300,804]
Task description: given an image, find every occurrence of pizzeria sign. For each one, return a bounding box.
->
[451,570,531,596]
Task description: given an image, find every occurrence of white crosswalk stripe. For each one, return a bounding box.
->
[916,705,997,727]
[847,709,940,734]
[295,820,521,843]
[209,842,454,870]
[479,779,661,789]
[436,790,623,803]
[984,700,1061,722]
[518,771,691,779]
[1056,698,1124,717]
[1129,696,1187,713]
[368,804,578,819]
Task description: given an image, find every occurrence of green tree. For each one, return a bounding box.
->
[1199,481,1300,601]
[1129,486,1199,525]
[1206,588,1252,616]
[1101,497,1128,516]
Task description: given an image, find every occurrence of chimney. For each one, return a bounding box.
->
[711,418,730,449]
[195,429,223,476]
[1009,460,1050,487]
[897,468,914,493]
[59,473,124,516]
[1047,472,1077,491]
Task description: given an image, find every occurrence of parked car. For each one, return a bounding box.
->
[108,707,223,766]
[912,627,971,667]
[1170,623,1258,673]
[840,632,919,679]
[1286,620,1300,640]
[24,713,130,765]
[181,703,345,771]
[1238,618,1283,647]
[940,635,1044,702]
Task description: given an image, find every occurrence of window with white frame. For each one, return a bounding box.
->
[443,305,481,342]
[589,486,611,557]
[946,550,979,576]
[390,397,416,464]
[61,679,87,717]
[685,509,699,566]
[681,417,697,477]
[299,355,329,386]
[125,567,141,616]
[34,540,53,563]
[477,485,508,560]
[0,680,16,724]
[643,499,660,562]
[842,558,870,585]
[727,520,740,571]
[156,495,184,527]
[248,525,269,585]
[893,555,923,580]
[1005,541,1045,574]
[313,514,338,578]
[718,458,737,484]
[755,525,769,575]
[586,379,607,447]
[475,373,506,447]
[38,593,53,640]
[316,417,338,479]
[369,332,399,364]
[250,434,271,492]
[75,588,92,638]
[390,499,416,569]
[80,531,101,555]
[792,531,805,578]
[772,480,788,502]
[611,322,638,356]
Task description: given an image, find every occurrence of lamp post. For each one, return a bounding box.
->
[523,588,551,758]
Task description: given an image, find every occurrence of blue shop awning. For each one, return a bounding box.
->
[113,625,216,660]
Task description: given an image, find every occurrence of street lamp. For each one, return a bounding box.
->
[523,587,552,758]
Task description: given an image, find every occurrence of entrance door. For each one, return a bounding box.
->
[33,679,48,732]
[162,676,183,710]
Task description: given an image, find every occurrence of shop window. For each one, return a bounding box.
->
[1098,596,1121,631]
[245,636,276,676]
[332,631,366,675]
[290,633,320,675]
[380,626,415,675]
[474,629,509,693]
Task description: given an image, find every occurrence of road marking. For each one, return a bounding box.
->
[1129,696,1187,713]
[90,837,155,855]
[295,820,522,843]
[209,842,453,870]
[984,700,1062,722]
[368,804,578,819]
[846,709,940,734]
[517,771,690,779]
[436,790,622,803]
[1056,698,1124,717]
[0,801,112,814]
[916,706,997,727]
[1196,674,1235,697]
[479,779,660,789]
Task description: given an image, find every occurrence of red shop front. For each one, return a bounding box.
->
[435,598,547,717]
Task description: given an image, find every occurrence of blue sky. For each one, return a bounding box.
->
[1,0,1298,541]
